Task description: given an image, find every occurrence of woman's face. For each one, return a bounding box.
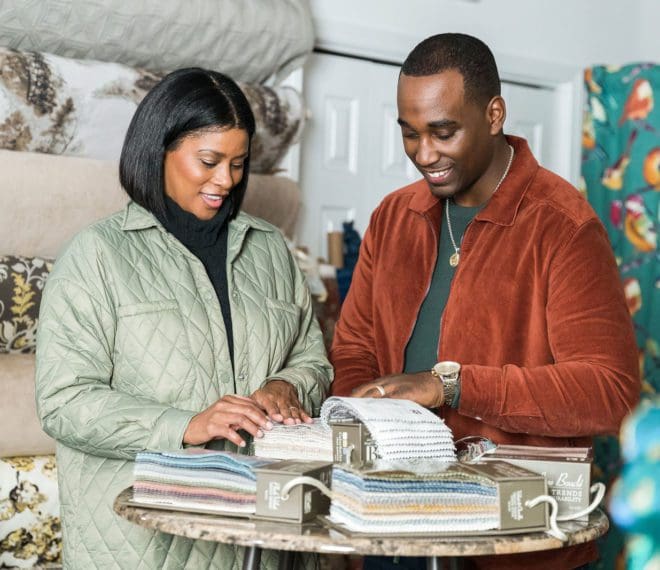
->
[163,127,249,220]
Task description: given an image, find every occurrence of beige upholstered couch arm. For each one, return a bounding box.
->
[0,149,301,459]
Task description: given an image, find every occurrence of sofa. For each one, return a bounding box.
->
[0,148,310,568]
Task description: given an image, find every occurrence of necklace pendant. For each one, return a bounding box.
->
[449,252,460,267]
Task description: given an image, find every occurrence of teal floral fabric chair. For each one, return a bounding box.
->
[582,63,659,569]
[610,398,660,570]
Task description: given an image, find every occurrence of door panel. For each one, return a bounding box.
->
[298,53,562,258]
[501,82,559,170]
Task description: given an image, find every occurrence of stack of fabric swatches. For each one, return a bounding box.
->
[329,460,500,534]
[133,449,278,514]
[253,419,333,461]
[320,396,457,462]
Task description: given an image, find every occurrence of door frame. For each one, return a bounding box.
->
[311,20,585,185]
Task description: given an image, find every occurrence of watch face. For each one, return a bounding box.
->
[434,361,460,376]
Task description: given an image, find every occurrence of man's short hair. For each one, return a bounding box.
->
[401,33,501,106]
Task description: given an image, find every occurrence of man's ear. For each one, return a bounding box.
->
[486,96,506,135]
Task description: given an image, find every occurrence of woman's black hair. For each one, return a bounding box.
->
[119,67,256,218]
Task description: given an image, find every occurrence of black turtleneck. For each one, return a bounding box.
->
[155,195,235,369]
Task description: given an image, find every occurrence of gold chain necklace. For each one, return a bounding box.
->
[445,144,515,267]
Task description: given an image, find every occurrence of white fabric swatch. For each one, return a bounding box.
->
[320,397,456,461]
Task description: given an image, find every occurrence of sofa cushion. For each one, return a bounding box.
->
[0,148,300,257]
[242,174,301,239]
[0,256,53,354]
[0,354,55,456]
[0,455,61,567]
[0,149,128,258]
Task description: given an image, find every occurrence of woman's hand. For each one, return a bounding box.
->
[251,379,312,425]
[183,394,273,447]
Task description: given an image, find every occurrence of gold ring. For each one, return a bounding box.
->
[375,385,386,397]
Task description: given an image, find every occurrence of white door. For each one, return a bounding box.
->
[298,53,562,259]
[501,82,560,176]
[297,52,416,259]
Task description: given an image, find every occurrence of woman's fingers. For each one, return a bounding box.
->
[183,395,276,446]
[223,393,268,412]
[212,424,249,448]
[250,391,283,423]
[216,395,272,429]
[210,411,263,441]
[252,380,311,424]
[280,404,301,425]
[298,407,313,424]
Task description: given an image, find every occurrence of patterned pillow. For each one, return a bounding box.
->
[0,255,53,354]
[0,47,306,173]
[241,83,305,174]
[0,455,61,568]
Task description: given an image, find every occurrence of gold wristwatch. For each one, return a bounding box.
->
[431,361,461,407]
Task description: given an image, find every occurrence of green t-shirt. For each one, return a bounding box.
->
[403,199,483,375]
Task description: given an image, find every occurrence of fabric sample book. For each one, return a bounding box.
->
[133,449,278,514]
[329,460,500,534]
[321,396,456,462]
[253,419,333,461]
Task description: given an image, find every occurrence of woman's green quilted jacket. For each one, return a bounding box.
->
[35,202,332,569]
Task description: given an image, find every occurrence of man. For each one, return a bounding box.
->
[330,33,640,569]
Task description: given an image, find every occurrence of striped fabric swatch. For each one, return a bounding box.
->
[133,449,278,514]
[321,397,456,462]
[253,419,333,461]
[329,460,500,533]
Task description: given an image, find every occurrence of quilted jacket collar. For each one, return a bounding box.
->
[121,201,276,234]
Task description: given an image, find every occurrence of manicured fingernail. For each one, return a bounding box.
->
[256,430,264,438]
[239,441,246,447]
[265,421,273,430]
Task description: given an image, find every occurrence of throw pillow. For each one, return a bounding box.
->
[0,255,53,354]
[0,47,306,172]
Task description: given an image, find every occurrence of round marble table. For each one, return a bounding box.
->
[114,488,609,570]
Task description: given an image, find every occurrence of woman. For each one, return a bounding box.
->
[35,68,332,569]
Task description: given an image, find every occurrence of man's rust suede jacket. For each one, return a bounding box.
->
[330,136,640,569]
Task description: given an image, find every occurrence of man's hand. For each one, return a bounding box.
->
[183,394,273,447]
[251,379,312,425]
[351,371,444,409]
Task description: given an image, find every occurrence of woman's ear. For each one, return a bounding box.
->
[486,96,507,135]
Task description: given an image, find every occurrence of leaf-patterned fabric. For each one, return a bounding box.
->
[582,63,659,570]
[0,47,305,173]
[0,255,53,354]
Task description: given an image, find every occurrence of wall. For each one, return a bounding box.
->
[639,0,660,63]
[309,0,656,71]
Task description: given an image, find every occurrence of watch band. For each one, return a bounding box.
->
[431,361,461,408]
